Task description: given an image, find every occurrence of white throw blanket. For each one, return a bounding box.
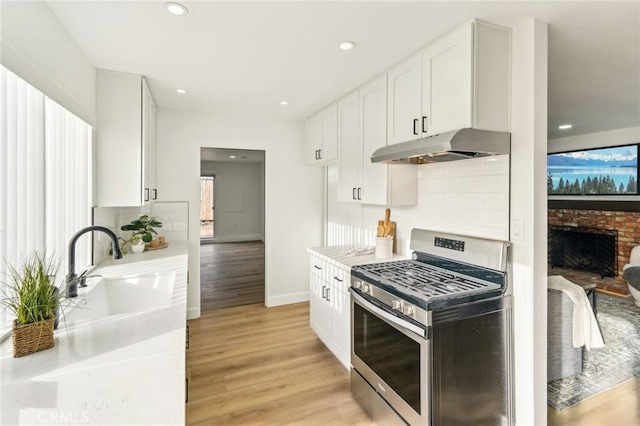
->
[548,275,605,350]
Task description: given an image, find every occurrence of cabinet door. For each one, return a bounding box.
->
[328,285,350,370]
[305,113,322,165]
[422,23,473,136]
[387,54,422,145]
[337,91,361,203]
[141,78,155,204]
[320,103,338,162]
[309,272,329,344]
[96,70,144,207]
[360,75,389,205]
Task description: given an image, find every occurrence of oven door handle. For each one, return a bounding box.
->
[350,289,426,338]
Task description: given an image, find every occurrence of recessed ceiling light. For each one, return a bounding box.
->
[165,2,188,16]
[280,100,289,106]
[339,41,356,50]
[229,155,236,159]
[558,124,573,130]
[176,88,187,94]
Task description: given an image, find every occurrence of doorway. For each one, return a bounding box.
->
[200,176,215,240]
[199,147,266,311]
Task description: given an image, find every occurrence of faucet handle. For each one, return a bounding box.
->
[79,271,102,288]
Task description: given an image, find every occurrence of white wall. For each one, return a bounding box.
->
[509,18,548,426]
[548,126,640,153]
[201,161,264,242]
[0,1,96,126]
[156,109,324,318]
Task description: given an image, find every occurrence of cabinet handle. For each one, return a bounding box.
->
[315,150,319,160]
[333,276,343,282]
[422,116,428,133]
[318,149,322,160]
[144,188,149,202]
[152,189,158,200]
[357,188,361,200]
[314,265,322,270]
[413,119,419,135]
[326,287,330,302]
[352,188,357,200]
[186,325,190,349]
[322,285,326,299]
[185,377,189,403]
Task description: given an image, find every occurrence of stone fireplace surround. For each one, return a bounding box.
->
[548,209,640,293]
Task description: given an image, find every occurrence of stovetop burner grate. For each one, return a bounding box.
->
[354,259,502,301]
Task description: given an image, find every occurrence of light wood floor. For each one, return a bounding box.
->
[548,375,640,425]
[200,241,265,311]
[186,302,374,425]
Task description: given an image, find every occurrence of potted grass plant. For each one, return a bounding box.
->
[0,253,62,357]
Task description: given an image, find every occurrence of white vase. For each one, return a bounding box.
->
[131,241,145,254]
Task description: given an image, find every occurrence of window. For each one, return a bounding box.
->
[0,65,92,329]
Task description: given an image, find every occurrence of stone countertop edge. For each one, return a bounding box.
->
[0,241,189,426]
[307,245,408,269]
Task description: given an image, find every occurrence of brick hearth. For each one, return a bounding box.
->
[548,209,640,295]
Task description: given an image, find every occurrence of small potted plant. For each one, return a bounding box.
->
[0,253,62,357]
[120,215,163,254]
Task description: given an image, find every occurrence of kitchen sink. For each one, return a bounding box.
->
[60,271,176,324]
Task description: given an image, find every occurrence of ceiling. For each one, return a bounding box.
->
[45,1,639,140]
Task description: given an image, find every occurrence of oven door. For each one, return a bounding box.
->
[350,288,430,426]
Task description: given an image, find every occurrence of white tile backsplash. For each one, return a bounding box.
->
[330,155,510,255]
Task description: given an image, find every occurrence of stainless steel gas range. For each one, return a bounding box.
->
[349,228,514,426]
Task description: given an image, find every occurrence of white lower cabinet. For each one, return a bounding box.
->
[309,255,350,369]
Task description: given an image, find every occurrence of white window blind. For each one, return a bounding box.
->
[0,65,92,329]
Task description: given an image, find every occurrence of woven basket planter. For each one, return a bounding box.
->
[12,316,55,358]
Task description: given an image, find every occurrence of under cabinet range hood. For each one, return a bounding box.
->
[371,128,510,164]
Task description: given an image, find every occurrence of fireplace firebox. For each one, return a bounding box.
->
[548,225,617,278]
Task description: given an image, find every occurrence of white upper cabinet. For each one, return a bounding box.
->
[338,75,418,206]
[422,23,473,136]
[386,54,423,145]
[387,20,510,145]
[337,91,360,202]
[306,103,338,165]
[96,70,157,207]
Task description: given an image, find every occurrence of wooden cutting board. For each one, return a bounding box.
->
[377,208,397,253]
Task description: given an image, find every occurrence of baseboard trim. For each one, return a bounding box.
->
[266,291,309,307]
[187,306,200,320]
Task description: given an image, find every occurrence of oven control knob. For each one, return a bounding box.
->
[362,284,370,294]
[392,300,401,310]
[353,280,362,289]
[402,304,414,316]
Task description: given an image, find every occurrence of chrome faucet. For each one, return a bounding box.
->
[66,226,123,298]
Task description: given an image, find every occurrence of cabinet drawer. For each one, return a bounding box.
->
[329,265,349,293]
[310,255,324,278]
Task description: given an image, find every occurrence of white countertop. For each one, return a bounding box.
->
[0,242,188,425]
[308,245,408,269]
